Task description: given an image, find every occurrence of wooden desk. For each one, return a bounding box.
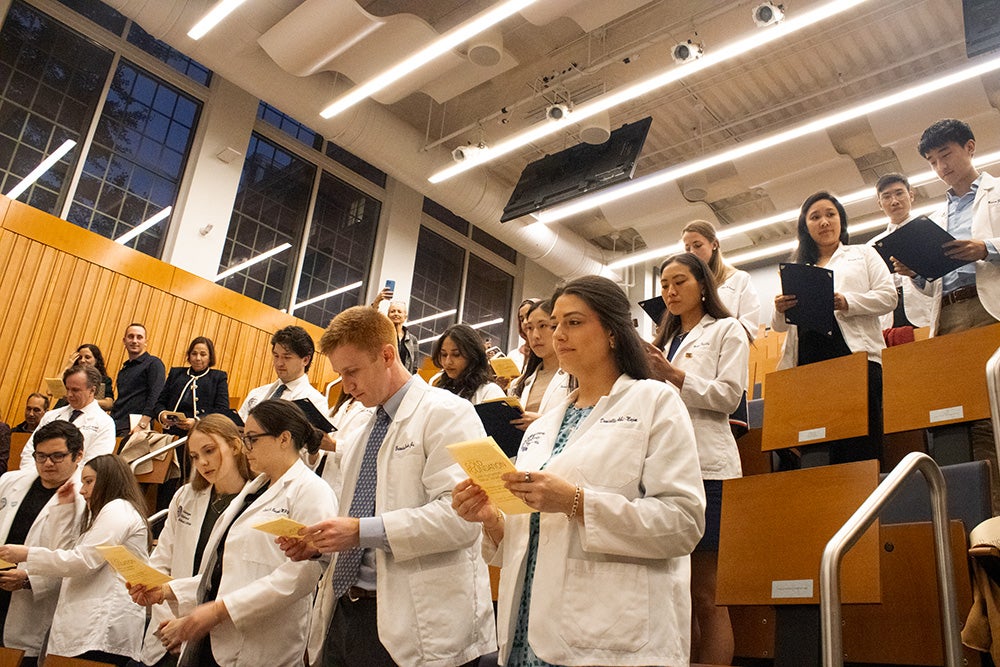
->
[761,351,869,452]
[883,323,1000,433]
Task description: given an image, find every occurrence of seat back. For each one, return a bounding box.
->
[878,459,991,537]
[0,646,24,667]
[8,433,30,472]
[42,656,113,667]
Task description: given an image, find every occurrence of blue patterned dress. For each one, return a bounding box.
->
[508,404,593,667]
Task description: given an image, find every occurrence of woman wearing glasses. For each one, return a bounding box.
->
[129,414,252,667]
[131,400,337,667]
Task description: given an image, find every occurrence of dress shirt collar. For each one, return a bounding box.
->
[381,375,417,421]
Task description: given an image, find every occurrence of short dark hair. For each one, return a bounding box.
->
[63,364,102,391]
[186,336,217,368]
[248,399,324,455]
[791,191,850,265]
[27,392,50,410]
[431,324,495,400]
[550,276,650,380]
[918,119,975,158]
[875,173,911,194]
[271,326,315,371]
[33,420,85,456]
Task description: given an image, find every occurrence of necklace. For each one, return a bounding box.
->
[211,490,238,514]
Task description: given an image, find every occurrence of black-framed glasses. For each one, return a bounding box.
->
[241,432,273,450]
[33,451,71,463]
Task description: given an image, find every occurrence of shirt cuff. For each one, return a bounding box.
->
[358,517,392,553]
[985,240,1000,261]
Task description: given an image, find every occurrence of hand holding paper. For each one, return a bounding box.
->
[447,438,534,514]
[96,545,171,587]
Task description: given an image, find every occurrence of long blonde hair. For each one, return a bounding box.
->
[682,220,735,286]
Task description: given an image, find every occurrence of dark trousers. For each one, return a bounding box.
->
[78,650,132,666]
[325,597,481,667]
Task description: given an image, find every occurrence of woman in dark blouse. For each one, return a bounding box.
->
[154,337,231,438]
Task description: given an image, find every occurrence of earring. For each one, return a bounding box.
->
[701,293,706,302]
[609,338,616,349]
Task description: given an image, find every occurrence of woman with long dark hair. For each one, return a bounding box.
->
[0,454,149,666]
[55,344,114,410]
[431,323,505,403]
[453,275,705,666]
[649,253,749,664]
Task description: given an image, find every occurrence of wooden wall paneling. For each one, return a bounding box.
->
[28,245,72,397]
[43,253,90,378]
[2,239,47,413]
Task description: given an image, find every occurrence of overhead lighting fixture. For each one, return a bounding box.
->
[4,139,77,200]
[607,150,1000,270]
[213,242,292,282]
[752,2,785,27]
[409,309,458,326]
[452,143,486,162]
[671,40,704,64]
[115,206,173,245]
[545,103,571,121]
[428,0,871,184]
[188,0,250,40]
[471,317,504,329]
[539,53,1000,225]
[320,0,539,119]
[290,280,363,312]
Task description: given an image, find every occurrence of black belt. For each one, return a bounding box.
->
[942,284,978,306]
[342,586,377,602]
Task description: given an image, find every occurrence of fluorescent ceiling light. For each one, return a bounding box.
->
[417,316,504,344]
[5,139,77,200]
[540,54,1000,224]
[724,203,942,266]
[188,0,249,40]
[321,0,538,119]
[471,317,503,329]
[290,280,363,311]
[409,309,458,326]
[115,206,172,245]
[428,0,870,184]
[608,150,1000,270]
[213,242,292,282]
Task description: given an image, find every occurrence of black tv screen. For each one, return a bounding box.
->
[500,116,652,223]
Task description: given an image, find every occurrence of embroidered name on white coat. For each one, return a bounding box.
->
[260,506,289,516]
[599,415,638,424]
[393,442,416,453]
[520,432,544,454]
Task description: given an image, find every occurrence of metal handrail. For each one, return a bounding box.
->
[819,452,961,667]
[986,346,1000,479]
[149,508,169,526]
[128,436,188,471]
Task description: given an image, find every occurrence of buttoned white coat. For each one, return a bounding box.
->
[487,375,705,666]
[308,377,496,667]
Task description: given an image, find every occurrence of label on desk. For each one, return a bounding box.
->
[929,406,963,423]
[771,579,814,599]
[798,427,826,442]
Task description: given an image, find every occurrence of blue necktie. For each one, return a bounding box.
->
[69,409,83,422]
[331,407,390,598]
[270,383,288,400]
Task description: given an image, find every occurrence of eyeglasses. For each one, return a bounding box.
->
[241,432,273,450]
[33,451,71,463]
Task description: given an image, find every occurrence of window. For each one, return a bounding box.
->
[462,254,513,352]
[325,141,386,188]
[294,172,381,327]
[127,24,212,87]
[0,1,114,213]
[218,133,315,309]
[258,102,323,151]
[410,227,464,356]
[54,0,126,35]
[67,60,201,256]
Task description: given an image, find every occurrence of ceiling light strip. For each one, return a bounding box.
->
[290,280,363,312]
[320,0,539,119]
[541,54,1000,225]
[609,150,1000,270]
[428,0,870,184]
[5,139,77,200]
[188,0,250,40]
[408,309,458,326]
[115,206,173,245]
[213,242,292,282]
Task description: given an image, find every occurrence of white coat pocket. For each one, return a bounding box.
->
[557,558,650,651]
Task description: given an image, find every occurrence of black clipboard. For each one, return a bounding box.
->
[474,398,524,458]
[779,263,838,337]
[292,398,336,433]
[872,215,970,280]
[638,296,667,326]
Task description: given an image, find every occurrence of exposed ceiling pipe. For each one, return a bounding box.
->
[103,0,613,280]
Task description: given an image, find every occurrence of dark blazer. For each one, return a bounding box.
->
[153,367,231,435]
[399,327,420,375]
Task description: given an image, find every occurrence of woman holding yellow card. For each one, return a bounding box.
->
[452,275,706,667]
[129,414,252,666]
[0,454,149,666]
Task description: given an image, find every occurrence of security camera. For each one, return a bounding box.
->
[752,2,784,27]
[672,40,704,64]
[545,103,570,121]
[452,145,481,162]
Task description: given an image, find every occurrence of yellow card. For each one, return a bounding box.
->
[489,357,522,379]
[447,437,535,514]
[0,557,15,570]
[252,517,309,539]
[96,545,171,587]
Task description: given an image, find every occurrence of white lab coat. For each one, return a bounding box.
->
[487,375,705,666]
[27,498,148,660]
[237,374,328,422]
[308,377,496,667]
[306,400,374,496]
[870,219,934,331]
[0,469,85,656]
[910,172,1000,335]
[772,243,897,369]
[139,483,212,665]
[719,269,761,338]
[19,401,116,470]
[514,367,572,415]
[171,460,336,667]
[665,314,749,479]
